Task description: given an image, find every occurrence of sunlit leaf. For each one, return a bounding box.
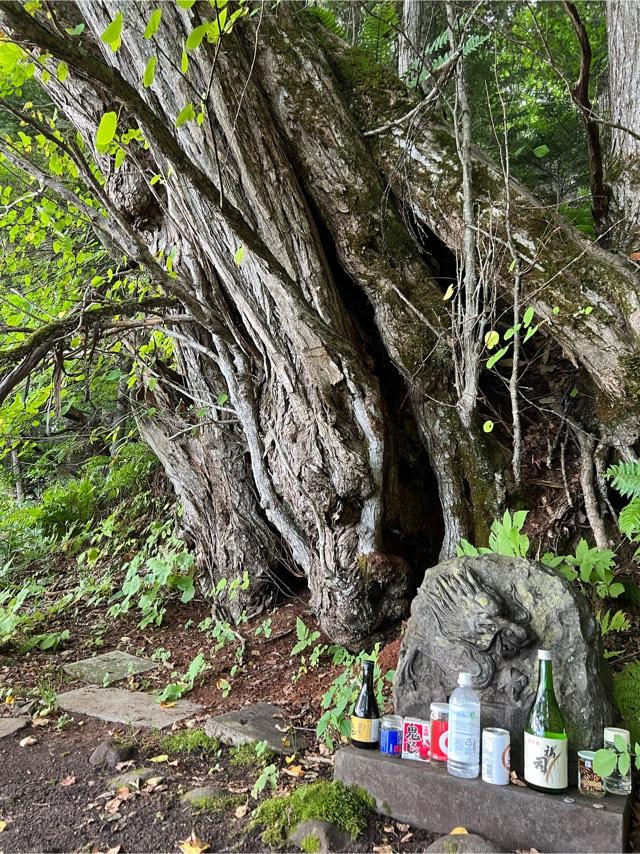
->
[96,111,118,150]
[176,103,195,127]
[100,12,123,51]
[144,8,162,39]
[143,56,157,88]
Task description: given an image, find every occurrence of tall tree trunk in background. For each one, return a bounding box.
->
[606,0,640,253]
[1,2,639,646]
[11,446,24,503]
[398,0,439,84]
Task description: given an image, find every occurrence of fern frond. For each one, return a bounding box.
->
[596,608,631,637]
[305,4,346,39]
[619,497,640,538]
[613,661,640,747]
[607,460,640,499]
[359,1,399,66]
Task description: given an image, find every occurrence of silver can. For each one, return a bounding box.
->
[482,727,510,785]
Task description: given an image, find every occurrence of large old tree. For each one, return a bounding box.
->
[0,1,639,646]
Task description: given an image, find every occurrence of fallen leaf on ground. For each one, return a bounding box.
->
[144,777,164,789]
[177,832,210,854]
[5,695,14,705]
[373,845,393,854]
[160,701,176,709]
[60,775,76,787]
[396,824,409,832]
[0,820,7,832]
[116,760,134,771]
[450,827,468,835]
[235,803,248,819]
[227,784,249,794]
[383,825,395,833]
[283,764,304,778]
[167,759,179,767]
[284,754,297,764]
[400,833,413,843]
[32,718,50,727]
[106,846,122,854]
[149,754,168,763]
[104,797,121,815]
[19,736,37,747]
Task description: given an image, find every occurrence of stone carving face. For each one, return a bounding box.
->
[398,567,533,693]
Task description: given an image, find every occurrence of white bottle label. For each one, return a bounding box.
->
[448,706,480,762]
[524,733,568,789]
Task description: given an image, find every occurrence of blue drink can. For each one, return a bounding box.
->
[379,714,403,756]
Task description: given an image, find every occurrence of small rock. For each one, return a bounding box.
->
[181,786,224,805]
[289,820,351,853]
[12,701,36,718]
[426,834,504,853]
[89,739,135,769]
[108,767,160,789]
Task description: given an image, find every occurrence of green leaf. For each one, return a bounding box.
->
[144,8,162,38]
[592,748,617,778]
[100,11,123,51]
[176,103,195,127]
[177,0,196,7]
[533,144,550,158]
[523,323,540,343]
[485,330,499,350]
[486,346,509,370]
[523,306,534,327]
[613,733,629,753]
[234,245,246,266]
[56,61,69,82]
[66,23,85,35]
[483,420,494,433]
[181,48,189,73]
[618,750,631,776]
[186,23,208,50]
[95,111,118,150]
[143,55,157,88]
[552,305,560,315]
[608,582,625,598]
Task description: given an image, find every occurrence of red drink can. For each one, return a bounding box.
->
[430,702,449,763]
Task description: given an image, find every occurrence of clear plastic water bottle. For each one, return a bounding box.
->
[447,671,481,779]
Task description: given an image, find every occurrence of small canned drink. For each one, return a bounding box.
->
[482,727,510,785]
[379,715,403,756]
[429,702,449,763]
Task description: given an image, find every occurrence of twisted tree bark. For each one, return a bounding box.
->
[1,1,639,646]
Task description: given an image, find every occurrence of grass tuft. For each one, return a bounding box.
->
[160,728,219,756]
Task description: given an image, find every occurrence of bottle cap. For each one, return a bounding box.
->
[604,727,630,745]
[537,649,552,660]
[458,672,473,687]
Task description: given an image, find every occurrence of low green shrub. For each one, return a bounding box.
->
[39,477,95,537]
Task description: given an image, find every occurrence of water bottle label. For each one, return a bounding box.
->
[448,708,479,762]
[351,716,380,742]
[524,733,568,789]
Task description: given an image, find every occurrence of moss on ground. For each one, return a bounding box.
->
[190,793,243,814]
[300,833,321,854]
[160,728,219,756]
[250,780,375,848]
[229,741,274,768]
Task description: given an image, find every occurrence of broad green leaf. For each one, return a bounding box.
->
[618,751,631,776]
[144,8,162,38]
[608,582,625,598]
[181,48,189,73]
[177,0,196,7]
[523,322,540,343]
[485,330,499,350]
[593,748,617,779]
[523,306,534,327]
[613,733,629,752]
[533,144,550,158]
[234,245,246,266]
[486,346,508,370]
[176,103,195,127]
[95,111,118,150]
[56,61,69,82]
[143,55,157,88]
[100,12,123,51]
[66,23,85,35]
[186,23,208,50]
[483,420,494,433]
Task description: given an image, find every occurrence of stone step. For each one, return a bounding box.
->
[57,686,200,729]
[334,747,629,854]
[204,702,306,753]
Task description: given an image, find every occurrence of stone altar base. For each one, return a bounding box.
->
[335,748,629,853]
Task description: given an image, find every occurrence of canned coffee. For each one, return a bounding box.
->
[481,727,510,785]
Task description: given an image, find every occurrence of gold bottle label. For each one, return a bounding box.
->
[351,716,380,742]
[524,733,568,789]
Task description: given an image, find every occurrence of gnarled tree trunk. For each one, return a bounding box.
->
[1,1,639,647]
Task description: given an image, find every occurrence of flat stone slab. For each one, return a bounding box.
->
[204,702,305,753]
[0,717,29,739]
[62,651,156,685]
[57,686,200,729]
[335,748,630,853]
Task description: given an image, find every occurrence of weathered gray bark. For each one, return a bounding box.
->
[606,0,640,253]
[1,1,639,646]
[398,0,439,84]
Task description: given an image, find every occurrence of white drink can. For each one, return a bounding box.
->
[482,727,510,785]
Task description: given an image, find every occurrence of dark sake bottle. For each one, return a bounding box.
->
[350,660,381,749]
